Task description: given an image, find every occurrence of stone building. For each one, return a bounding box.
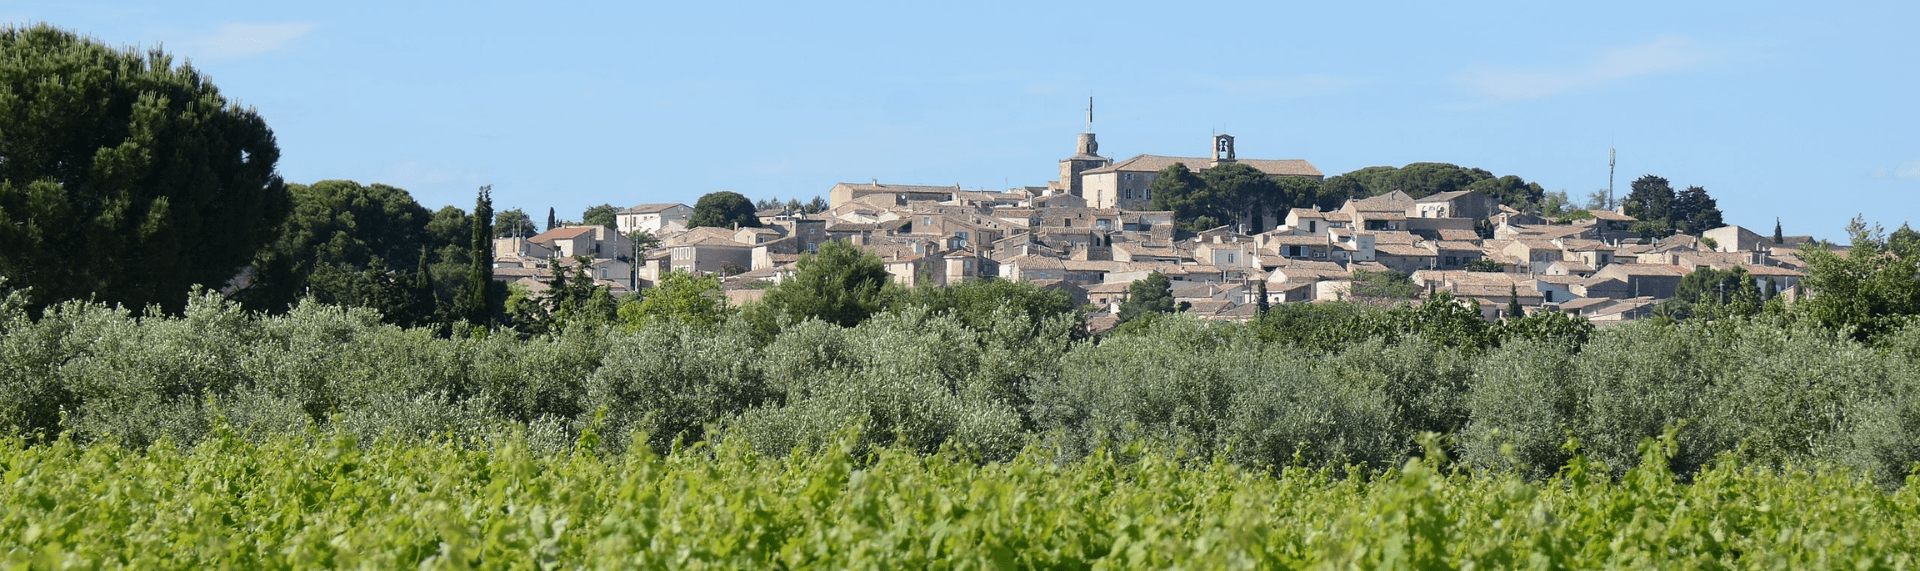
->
[1078,134,1322,213]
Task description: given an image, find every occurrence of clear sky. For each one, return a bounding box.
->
[7,1,1917,240]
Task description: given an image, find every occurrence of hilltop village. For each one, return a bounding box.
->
[495,130,1813,331]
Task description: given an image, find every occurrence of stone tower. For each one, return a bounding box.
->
[1057,132,1110,197]
[1212,134,1235,166]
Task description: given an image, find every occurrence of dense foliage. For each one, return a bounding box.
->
[0,426,1914,569]
[689,190,761,229]
[6,277,1920,490]
[0,25,289,316]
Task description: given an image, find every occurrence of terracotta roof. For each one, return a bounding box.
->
[1416,190,1480,203]
[1375,244,1435,257]
[833,182,960,195]
[530,226,596,242]
[1082,154,1322,177]
[620,203,687,214]
[1588,209,1636,222]
[674,237,751,248]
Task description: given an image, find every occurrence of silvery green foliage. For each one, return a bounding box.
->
[731,308,1025,460]
[59,290,253,447]
[584,318,765,454]
[1320,336,1475,457]
[1038,315,1402,471]
[1461,338,1582,480]
[1842,322,1920,486]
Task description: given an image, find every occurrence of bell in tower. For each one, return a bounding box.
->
[1212,134,1235,165]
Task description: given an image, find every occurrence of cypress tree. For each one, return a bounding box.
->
[1256,280,1270,315]
[462,185,496,326]
[1507,284,1524,320]
[1774,218,1784,244]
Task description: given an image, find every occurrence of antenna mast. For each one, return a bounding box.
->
[1085,96,1093,133]
[1607,146,1616,210]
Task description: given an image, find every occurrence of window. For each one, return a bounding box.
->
[1226,253,1236,265]
[1308,221,1317,233]
[1124,189,1133,199]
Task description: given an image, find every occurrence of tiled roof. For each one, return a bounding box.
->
[620,203,687,214]
[1416,190,1478,203]
[1082,154,1322,177]
[1375,244,1435,257]
[530,226,596,242]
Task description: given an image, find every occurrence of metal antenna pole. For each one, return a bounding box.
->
[1608,146,1616,210]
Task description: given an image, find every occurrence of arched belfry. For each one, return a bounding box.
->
[1212,134,1235,165]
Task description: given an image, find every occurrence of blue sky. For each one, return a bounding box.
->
[7,1,1917,240]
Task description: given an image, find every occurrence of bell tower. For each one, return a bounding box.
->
[1211,133,1235,165]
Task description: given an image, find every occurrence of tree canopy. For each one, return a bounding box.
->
[495,208,536,238]
[232,180,443,317]
[690,191,762,229]
[582,203,620,233]
[1796,218,1920,341]
[752,239,891,330]
[1117,271,1184,325]
[1623,175,1724,238]
[0,25,290,315]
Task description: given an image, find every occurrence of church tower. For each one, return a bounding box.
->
[1211,133,1235,166]
[1056,97,1110,197]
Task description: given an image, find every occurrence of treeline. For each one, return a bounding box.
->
[1148,161,1561,232]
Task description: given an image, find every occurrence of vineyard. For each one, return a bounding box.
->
[2,426,1914,568]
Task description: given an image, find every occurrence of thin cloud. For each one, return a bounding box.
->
[1871,159,1920,180]
[1201,74,1362,98]
[173,22,315,61]
[1456,36,1720,102]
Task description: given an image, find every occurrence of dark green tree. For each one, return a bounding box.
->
[546,207,557,231]
[1147,163,1212,230]
[1774,218,1785,244]
[1506,284,1524,319]
[233,180,436,316]
[1467,175,1547,211]
[0,25,290,315]
[754,239,890,329]
[1273,176,1324,215]
[495,208,536,238]
[1624,175,1676,238]
[459,186,497,326]
[1465,258,1506,273]
[1200,162,1284,231]
[582,203,619,233]
[1672,185,1723,234]
[1117,271,1185,324]
[806,195,828,213]
[1658,266,1763,320]
[1315,175,1370,210]
[1255,281,1270,315]
[689,191,762,229]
